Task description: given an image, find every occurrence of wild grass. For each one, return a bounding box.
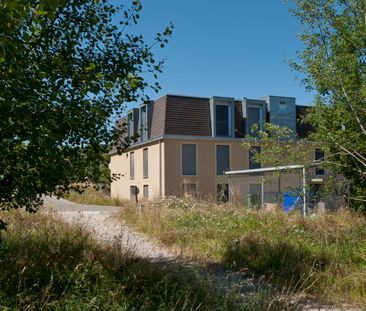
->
[119,196,366,306]
[0,210,232,310]
[65,186,128,206]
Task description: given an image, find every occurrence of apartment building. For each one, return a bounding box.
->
[109,94,322,202]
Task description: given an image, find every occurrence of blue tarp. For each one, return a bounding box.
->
[283,191,303,213]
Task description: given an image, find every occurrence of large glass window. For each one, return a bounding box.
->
[143,148,148,178]
[216,145,230,175]
[215,105,229,136]
[247,106,262,136]
[249,146,261,169]
[130,152,135,180]
[182,144,196,175]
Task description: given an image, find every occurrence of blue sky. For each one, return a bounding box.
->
[120,0,314,106]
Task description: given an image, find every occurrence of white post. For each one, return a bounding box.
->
[302,166,306,217]
[261,178,265,208]
[228,174,231,203]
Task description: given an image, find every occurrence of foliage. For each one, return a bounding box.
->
[288,0,366,208]
[0,0,173,212]
[242,123,310,168]
[120,197,366,305]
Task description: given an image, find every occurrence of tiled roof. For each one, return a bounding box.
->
[164,95,212,136]
[150,96,167,138]
[116,94,312,143]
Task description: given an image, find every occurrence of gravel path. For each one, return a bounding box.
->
[43,196,173,259]
[42,197,359,311]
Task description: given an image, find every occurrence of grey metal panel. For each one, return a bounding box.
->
[264,96,296,133]
[182,144,196,175]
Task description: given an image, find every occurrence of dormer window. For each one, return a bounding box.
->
[140,105,147,141]
[242,99,266,137]
[210,97,235,138]
[127,108,139,143]
[215,104,230,136]
[127,113,134,138]
[247,106,263,136]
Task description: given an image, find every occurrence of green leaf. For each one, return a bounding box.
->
[85,62,96,71]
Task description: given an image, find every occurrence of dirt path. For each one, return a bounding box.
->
[43,196,174,259]
[43,197,357,311]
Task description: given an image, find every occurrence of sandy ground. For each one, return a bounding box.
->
[42,196,359,311]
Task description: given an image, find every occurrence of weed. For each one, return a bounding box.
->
[119,197,366,306]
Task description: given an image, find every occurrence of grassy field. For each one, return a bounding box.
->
[65,186,128,206]
[118,196,366,307]
[0,210,221,310]
[0,209,300,311]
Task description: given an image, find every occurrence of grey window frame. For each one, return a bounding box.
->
[181,144,197,176]
[143,148,148,178]
[216,145,230,176]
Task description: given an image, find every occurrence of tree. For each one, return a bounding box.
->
[289,0,366,209]
[0,0,173,215]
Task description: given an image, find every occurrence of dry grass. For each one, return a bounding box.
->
[118,196,366,306]
[65,186,128,206]
[0,210,224,310]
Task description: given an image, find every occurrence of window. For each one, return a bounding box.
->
[130,185,138,201]
[143,148,148,178]
[127,113,134,138]
[130,152,135,180]
[247,106,262,136]
[249,146,261,169]
[140,105,147,141]
[143,185,149,200]
[182,183,197,197]
[215,105,229,136]
[315,148,325,176]
[216,145,230,175]
[217,184,229,203]
[182,144,196,175]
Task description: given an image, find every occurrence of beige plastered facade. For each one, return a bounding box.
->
[110,137,328,202]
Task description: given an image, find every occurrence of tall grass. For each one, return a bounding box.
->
[0,210,227,310]
[119,196,366,306]
[65,186,128,206]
